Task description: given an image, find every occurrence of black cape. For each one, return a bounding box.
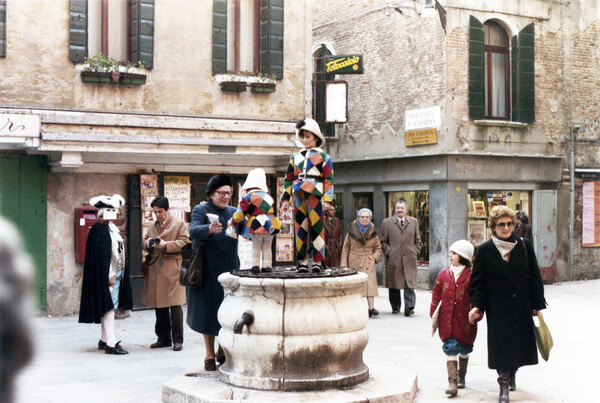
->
[79,223,132,323]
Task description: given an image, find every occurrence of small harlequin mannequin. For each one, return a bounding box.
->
[279,119,334,272]
[230,168,281,273]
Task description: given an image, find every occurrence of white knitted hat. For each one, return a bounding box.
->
[449,239,475,262]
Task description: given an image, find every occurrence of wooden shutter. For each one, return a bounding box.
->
[69,0,87,63]
[468,16,484,120]
[516,23,535,123]
[131,0,154,69]
[259,0,284,79]
[212,0,227,74]
[511,35,519,121]
[0,1,6,58]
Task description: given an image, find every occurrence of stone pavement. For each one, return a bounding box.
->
[14,279,600,403]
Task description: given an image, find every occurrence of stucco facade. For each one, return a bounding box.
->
[0,0,313,314]
[313,0,599,285]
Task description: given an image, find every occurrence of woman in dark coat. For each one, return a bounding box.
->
[187,174,244,371]
[468,205,546,403]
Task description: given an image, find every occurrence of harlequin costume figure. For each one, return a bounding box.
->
[230,168,281,273]
[280,118,334,273]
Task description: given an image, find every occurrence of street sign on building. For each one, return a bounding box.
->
[324,55,363,74]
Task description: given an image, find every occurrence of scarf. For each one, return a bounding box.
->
[492,236,517,262]
[357,220,370,234]
[450,264,466,280]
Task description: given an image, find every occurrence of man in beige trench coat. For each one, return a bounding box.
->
[379,200,422,316]
[142,196,190,351]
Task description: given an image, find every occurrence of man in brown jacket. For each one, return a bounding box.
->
[323,202,343,267]
[379,200,422,316]
[142,196,190,351]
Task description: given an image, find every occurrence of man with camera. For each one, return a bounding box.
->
[141,196,190,351]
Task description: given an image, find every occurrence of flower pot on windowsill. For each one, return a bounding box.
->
[220,81,248,92]
[81,71,111,83]
[120,72,147,85]
[250,82,276,93]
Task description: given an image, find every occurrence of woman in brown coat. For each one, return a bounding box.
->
[340,208,382,317]
[142,196,190,351]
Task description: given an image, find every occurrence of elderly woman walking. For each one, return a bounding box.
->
[340,208,382,317]
[468,205,546,403]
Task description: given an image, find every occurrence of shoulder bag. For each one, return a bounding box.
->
[533,310,554,361]
[179,204,206,287]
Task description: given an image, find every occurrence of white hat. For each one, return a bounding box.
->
[89,194,125,209]
[295,118,326,146]
[242,168,268,192]
[449,240,474,262]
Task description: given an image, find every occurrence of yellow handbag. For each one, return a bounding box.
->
[533,311,554,361]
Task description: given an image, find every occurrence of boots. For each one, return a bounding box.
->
[445,360,458,396]
[457,356,468,389]
[509,369,517,391]
[497,370,510,403]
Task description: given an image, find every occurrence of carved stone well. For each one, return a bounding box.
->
[217,268,369,391]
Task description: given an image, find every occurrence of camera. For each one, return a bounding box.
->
[148,237,161,248]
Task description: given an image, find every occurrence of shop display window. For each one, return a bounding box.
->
[386,191,429,262]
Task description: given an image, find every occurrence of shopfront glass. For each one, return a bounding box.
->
[467,190,531,246]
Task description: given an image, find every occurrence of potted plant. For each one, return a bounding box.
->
[80,53,117,83]
[219,75,248,92]
[250,73,277,93]
[120,61,147,85]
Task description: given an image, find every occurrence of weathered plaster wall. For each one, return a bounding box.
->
[46,173,127,315]
[0,0,309,121]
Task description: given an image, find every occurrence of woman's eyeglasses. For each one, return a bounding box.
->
[215,190,231,197]
[496,222,514,228]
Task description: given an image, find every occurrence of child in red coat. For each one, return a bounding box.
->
[430,240,481,397]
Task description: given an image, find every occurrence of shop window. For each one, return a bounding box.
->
[353,192,373,220]
[69,0,154,67]
[213,0,284,78]
[333,193,344,221]
[386,191,429,262]
[467,190,531,246]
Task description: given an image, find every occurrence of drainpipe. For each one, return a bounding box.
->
[569,126,579,281]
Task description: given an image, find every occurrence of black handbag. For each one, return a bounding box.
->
[179,243,203,287]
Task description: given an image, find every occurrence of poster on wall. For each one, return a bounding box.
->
[164,176,191,222]
[276,176,294,262]
[140,174,159,224]
[472,201,487,218]
[237,237,253,270]
[582,181,600,247]
[468,220,487,246]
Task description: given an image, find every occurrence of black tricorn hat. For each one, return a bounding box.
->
[206,174,232,198]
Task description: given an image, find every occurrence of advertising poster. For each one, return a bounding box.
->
[140,174,158,224]
[164,176,191,222]
[276,176,294,262]
[582,181,600,247]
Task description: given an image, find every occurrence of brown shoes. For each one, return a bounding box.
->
[204,358,217,371]
[150,340,172,349]
[173,343,183,351]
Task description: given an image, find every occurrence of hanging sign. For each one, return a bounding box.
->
[324,55,363,74]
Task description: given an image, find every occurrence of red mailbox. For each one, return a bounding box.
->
[75,206,98,263]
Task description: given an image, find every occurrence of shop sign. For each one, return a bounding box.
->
[405,106,441,131]
[576,171,600,180]
[582,181,600,247]
[405,128,438,147]
[0,114,40,137]
[324,55,363,74]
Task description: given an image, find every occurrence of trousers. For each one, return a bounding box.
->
[294,192,325,262]
[155,305,183,344]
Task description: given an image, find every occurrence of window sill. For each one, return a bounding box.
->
[80,71,146,85]
[473,120,528,128]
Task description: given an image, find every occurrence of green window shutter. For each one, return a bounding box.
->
[0,1,6,58]
[69,0,87,63]
[212,0,227,74]
[468,15,484,120]
[259,0,284,79]
[517,23,535,123]
[131,0,154,69]
[511,35,519,122]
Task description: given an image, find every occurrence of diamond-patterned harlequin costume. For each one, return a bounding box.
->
[232,191,281,236]
[280,147,334,262]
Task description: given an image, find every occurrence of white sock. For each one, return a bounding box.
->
[447,355,458,362]
[101,310,116,347]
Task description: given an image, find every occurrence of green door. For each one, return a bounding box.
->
[0,154,48,310]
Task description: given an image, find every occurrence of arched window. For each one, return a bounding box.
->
[484,21,510,119]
